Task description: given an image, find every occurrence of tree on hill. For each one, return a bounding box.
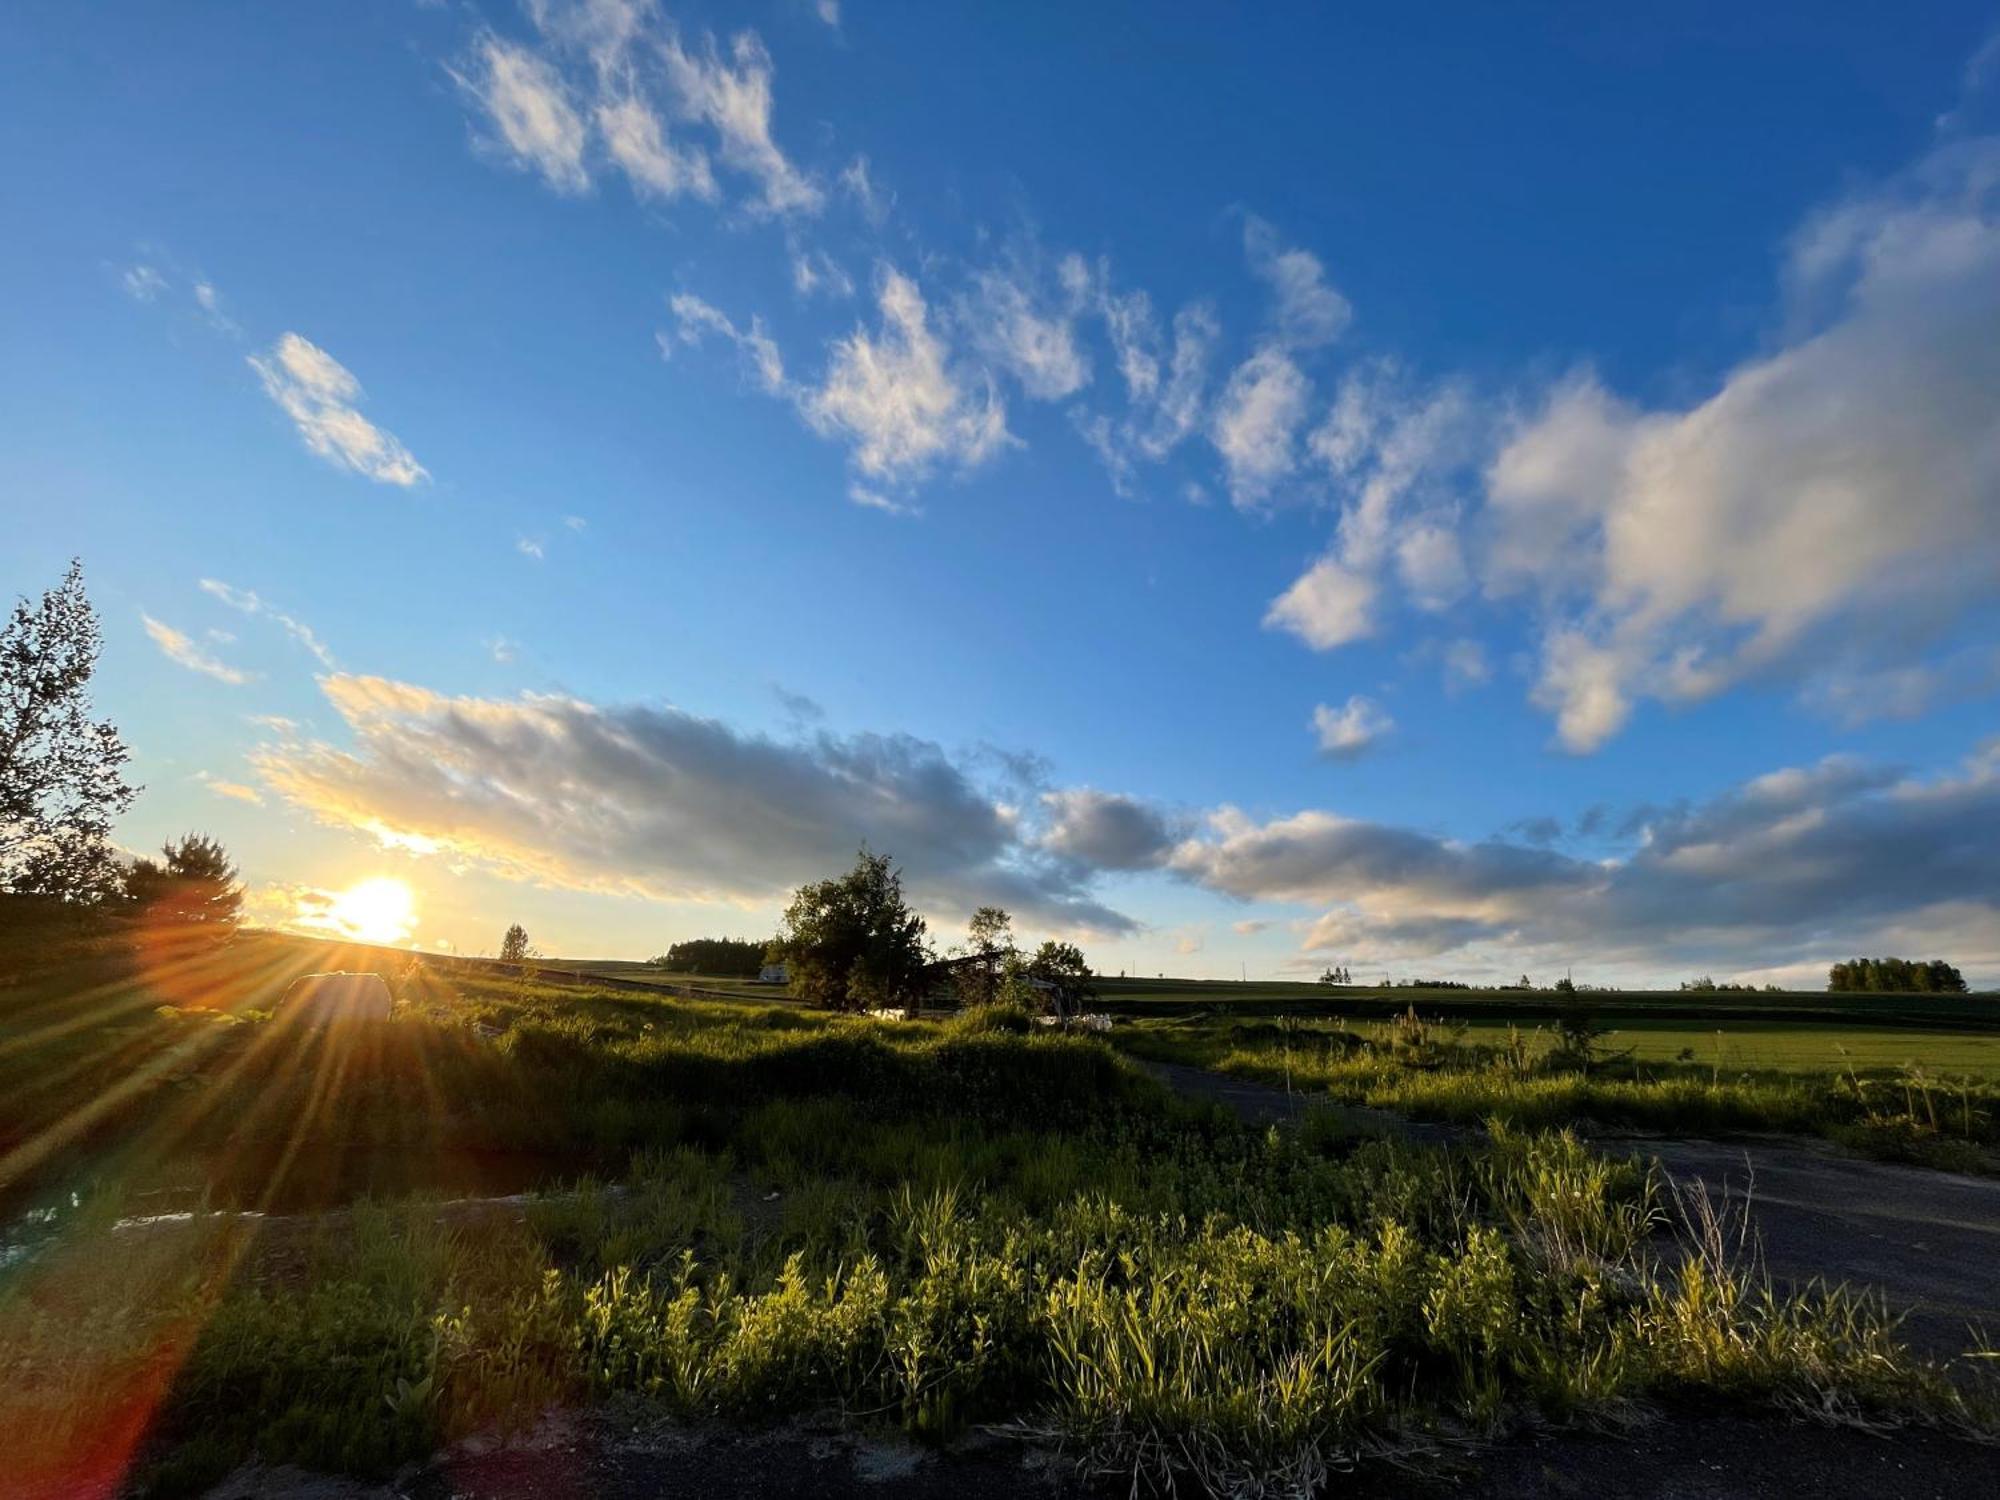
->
[499,923,532,964]
[125,834,241,932]
[1828,957,1966,994]
[648,936,770,976]
[0,561,136,904]
[779,849,930,1013]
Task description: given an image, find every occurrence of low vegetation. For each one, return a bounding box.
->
[3,956,1996,1496]
[1119,1008,2000,1173]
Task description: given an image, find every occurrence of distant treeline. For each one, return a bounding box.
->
[1828,957,1967,994]
[648,937,773,976]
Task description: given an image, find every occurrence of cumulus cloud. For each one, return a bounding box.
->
[1039,789,1179,870]
[1486,139,2000,749]
[199,579,335,667]
[247,334,427,487]
[143,615,252,685]
[1311,695,1393,759]
[1210,347,1310,505]
[1263,556,1377,650]
[804,267,1010,484]
[251,674,1136,933]
[1137,743,2000,982]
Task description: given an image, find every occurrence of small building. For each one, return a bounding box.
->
[756,961,790,985]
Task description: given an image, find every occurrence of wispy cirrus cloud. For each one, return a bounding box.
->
[803,267,1011,486]
[142,614,253,685]
[248,334,427,487]
[198,579,335,667]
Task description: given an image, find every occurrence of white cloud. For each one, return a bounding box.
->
[839,154,888,223]
[457,33,591,192]
[1243,216,1350,350]
[196,771,265,805]
[961,266,1090,401]
[804,267,1009,484]
[1131,741,2000,982]
[815,0,841,30]
[790,244,855,299]
[1485,139,2000,749]
[252,673,1136,932]
[1441,637,1491,692]
[1311,695,1393,759]
[122,264,166,301]
[143,614,253,685]
[848,484,920,517]
[596,91,717,201]
[1264,556,1376,650]
[198,578,336,667]
[1210,347,1310,505]
[517,537,546,560]
[1395,523,1468,610]
[564,513,588,531]
[660,28,821,214]
[247,333,428,487]
[665,291,788,393]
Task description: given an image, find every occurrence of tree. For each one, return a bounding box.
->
[779,849,930,1012]
[1829,956,1966,994]
[956,905,1014,1007]
[1,561,136,902]
[647,937,769,976]
[125,834,241,932]
[499,923,532,964]
[1024,939,1095,1018]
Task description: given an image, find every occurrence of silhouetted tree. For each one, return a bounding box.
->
[125,834,241,931]
[1,561,135,903]
[779,849,930,1012]
[1829,957,1966,994]
[955,905,1015,1006]
[499,924,532,964]
[648,936,768,975]
[1024,939,1095,1017]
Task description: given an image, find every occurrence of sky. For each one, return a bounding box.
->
[4,1,1999,986]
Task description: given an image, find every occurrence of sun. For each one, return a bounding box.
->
[322,877,417,945]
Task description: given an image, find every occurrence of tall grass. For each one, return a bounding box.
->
[1124,1012,1999,1170]
[2,964,1994,1496]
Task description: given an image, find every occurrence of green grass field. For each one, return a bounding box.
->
[4,929,1997,1494]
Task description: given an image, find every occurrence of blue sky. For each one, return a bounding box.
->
[4,2,1998,984]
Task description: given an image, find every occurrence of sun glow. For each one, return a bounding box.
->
[318,876,417,945]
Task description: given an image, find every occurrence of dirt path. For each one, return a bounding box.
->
[1142,1059,2000,1358]
[202,1405,2000,1500]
